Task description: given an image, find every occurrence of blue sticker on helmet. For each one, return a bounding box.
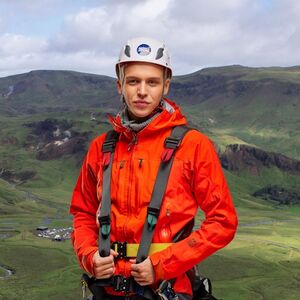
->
[137,44,151,56]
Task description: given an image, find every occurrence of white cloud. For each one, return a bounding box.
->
[0,34,48,55]
[0,49,115,78]
[1,0,300,77]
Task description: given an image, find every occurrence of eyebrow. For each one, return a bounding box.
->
[125,76,162,80]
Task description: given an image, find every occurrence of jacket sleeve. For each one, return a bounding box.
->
[150,134,238,281]
[70,138,103,275]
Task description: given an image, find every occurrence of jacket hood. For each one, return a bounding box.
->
[108,98,187,138]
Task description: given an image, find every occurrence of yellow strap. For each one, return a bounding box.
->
[112,243,172,257]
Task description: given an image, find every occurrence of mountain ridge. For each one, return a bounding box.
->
[0,65,299,160]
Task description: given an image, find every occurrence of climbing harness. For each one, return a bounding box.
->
[81,125,218,300]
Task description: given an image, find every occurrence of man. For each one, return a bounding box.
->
[70,37,238,299]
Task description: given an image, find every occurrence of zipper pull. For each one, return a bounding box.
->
[120,160,125,169]
[139,159,143,167]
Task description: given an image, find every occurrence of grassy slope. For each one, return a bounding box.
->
[0,70,118,115]
[178,66,300,159]
[0,100,299,298]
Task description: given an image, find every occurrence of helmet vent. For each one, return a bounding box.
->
[125,45,131,57]
[155,48,164,60]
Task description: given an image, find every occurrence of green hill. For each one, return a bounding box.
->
[0,70,119,115]
[0,66,299,299]
[1,66,299,158]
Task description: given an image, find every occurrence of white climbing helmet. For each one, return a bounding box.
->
[116,37,172,79]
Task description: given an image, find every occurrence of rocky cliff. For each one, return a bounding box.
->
[220,144,300,176]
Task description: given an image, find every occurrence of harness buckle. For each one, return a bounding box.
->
[102,140,116,153]
[112,275,130,293]
[111,241,127,259]
[164,136,181,149]
[147,207,159,232]
[98,215,111,238]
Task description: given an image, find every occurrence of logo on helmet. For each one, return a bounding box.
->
[137,44,151,56]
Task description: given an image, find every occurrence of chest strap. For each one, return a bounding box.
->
[111,242,172,259]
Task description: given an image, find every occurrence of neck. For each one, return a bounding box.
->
[127,110,156,123]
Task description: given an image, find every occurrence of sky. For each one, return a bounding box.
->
[0,0,299,78]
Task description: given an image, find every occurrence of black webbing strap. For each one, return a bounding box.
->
[98,130,119,257]
[82,273,158,300]
[136,125,192,263]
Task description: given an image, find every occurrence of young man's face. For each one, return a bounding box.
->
[117,62,170,121]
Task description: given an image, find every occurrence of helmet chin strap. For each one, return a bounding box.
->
[161,68,168,101]
[118,64,126,105]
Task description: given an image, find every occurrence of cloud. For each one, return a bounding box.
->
[0,34,48,55]
[1,0,300,77]
[50,0,172,53]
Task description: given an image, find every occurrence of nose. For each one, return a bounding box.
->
[137,81,147,98]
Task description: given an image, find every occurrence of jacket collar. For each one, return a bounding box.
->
[108,98,187,139]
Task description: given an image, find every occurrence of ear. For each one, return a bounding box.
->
[117,80,122,94]
[163,79,170,96]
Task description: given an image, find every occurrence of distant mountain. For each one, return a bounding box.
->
[0,66,299,158]
[1,66,300,118]
[170,65,300,128]
[0,70,119,116]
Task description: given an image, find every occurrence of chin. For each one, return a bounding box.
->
[130,110,152,121]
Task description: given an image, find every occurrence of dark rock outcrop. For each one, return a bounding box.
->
[253,185,300,205]
[220,144,300,175]
[0,168,36,184]
[23,118,73,143]
[36,135,88,160]
[23,118,90,160]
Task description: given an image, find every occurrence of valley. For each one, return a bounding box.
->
[0,66,299,299]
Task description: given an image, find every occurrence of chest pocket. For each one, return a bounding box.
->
[110,156,161,216]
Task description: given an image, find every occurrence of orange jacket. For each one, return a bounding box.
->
[70,99,238,296]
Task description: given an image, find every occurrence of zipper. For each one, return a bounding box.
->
[120,160,125,169]
[123,140,136,241]
[139,158,143,167]
[127,132,138,151]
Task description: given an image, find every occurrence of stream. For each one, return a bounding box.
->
[0,265,13,279]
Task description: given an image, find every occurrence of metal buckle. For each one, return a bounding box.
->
[81,276,89,300]
[111,241,127,259]
[112,275,130,293]
[156,281,178,300]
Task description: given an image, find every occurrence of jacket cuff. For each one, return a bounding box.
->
[149,253,164,283]
[82,247,98,276]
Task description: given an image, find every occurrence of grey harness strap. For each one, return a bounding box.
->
[94,125,192,300]
[136,125,192,263]
[98,130,120,257]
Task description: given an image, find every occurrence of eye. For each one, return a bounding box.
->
[127,79,138,85]
[148,80,158,86]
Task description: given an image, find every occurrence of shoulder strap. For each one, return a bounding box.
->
[98,126,193,259]
[98,130,119,257]
[136,125,192,263]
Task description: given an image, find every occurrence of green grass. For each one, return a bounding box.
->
[0,203,299,299]
[197,213,300,300]
[0,102,299,299]
[0,240,82,299]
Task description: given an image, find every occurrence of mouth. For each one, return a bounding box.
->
[134,100,149,104]
[133,100,150,109]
